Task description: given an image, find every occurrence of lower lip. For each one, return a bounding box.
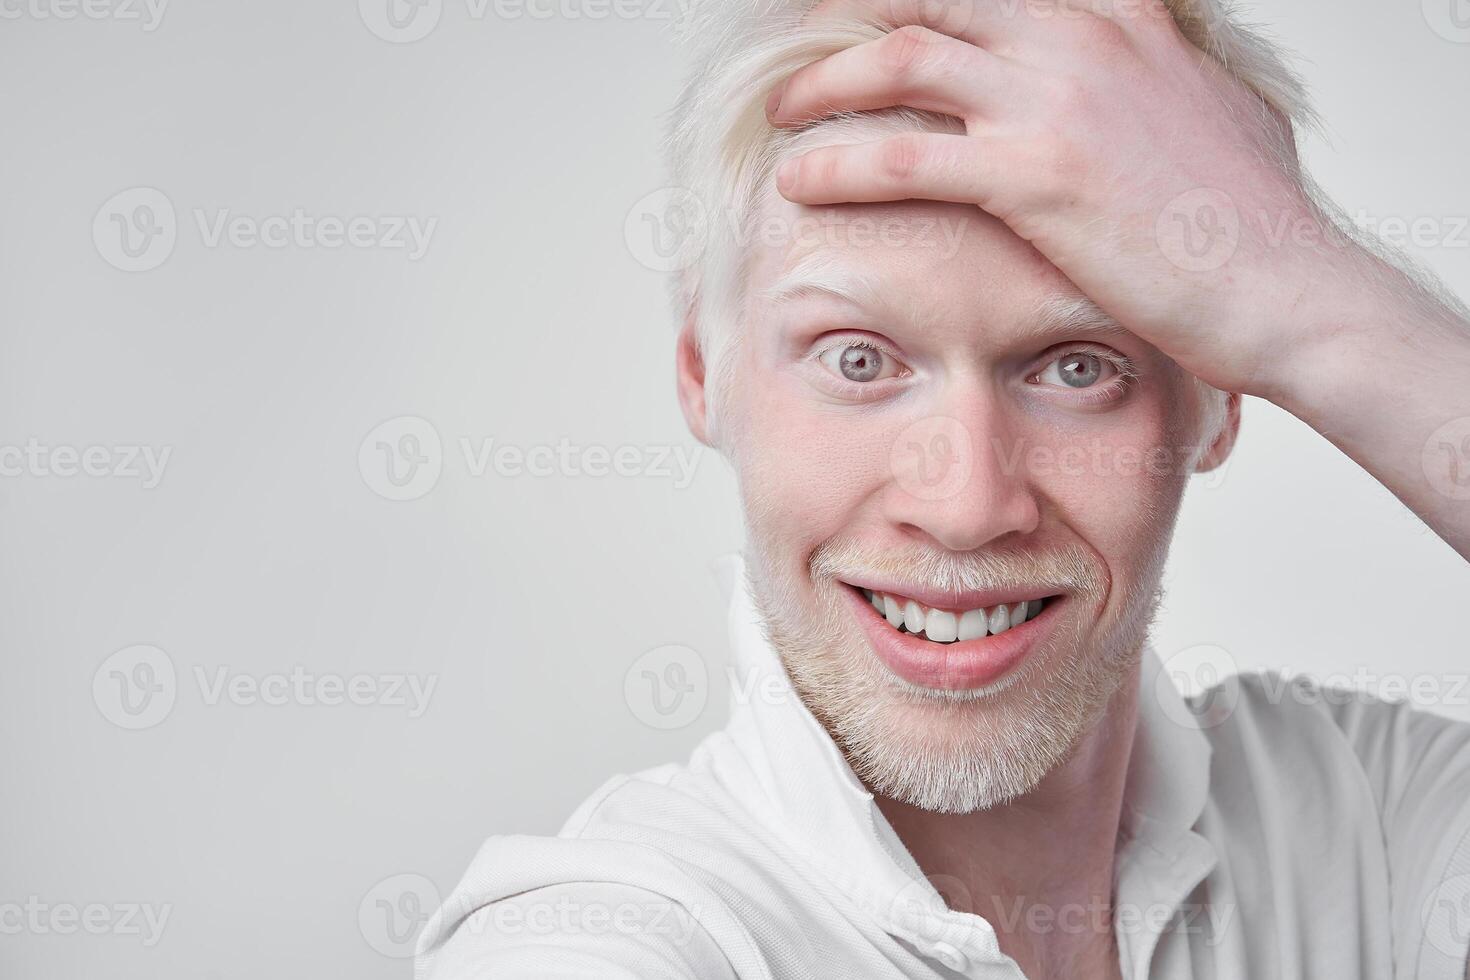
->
[842,585,1060,692]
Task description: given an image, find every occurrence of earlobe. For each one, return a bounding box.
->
[675,319,713,448]
[1195,391,1242,474]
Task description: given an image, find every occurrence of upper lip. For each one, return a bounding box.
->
[840,578,1062,613]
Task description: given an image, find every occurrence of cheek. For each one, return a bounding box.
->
[1023,403,1191,577]
[728,357,889,552]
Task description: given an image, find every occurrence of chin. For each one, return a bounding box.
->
[746,543,1158,815]
[793,608,1129,813]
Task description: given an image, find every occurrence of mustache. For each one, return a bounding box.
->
[809,537,1104,601]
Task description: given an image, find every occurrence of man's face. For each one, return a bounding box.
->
[712,141,1217,814]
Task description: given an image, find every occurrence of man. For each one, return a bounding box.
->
[417,0,1470,976]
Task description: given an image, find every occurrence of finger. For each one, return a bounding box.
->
[804,0,1002,44]
[769,25,1014,127]
[774,133,1012,212]
[804,0,1173,53]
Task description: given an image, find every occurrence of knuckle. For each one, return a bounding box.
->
[815,150,843,186]
[1039,135,1084,190]
[1080,13,1129,51]
[1137,0,1179,33]
[883,24,939,80]
[1046,75,1088,117]
[878,134,926,184]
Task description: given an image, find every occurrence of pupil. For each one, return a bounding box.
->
[1061,354,1101,388]
[840,346,882,382]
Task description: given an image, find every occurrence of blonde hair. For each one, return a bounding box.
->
[661,0,1316,442]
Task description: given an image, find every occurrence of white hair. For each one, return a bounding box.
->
[660,0,1318,442]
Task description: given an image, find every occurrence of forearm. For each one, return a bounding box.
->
[1261,243,1470,561]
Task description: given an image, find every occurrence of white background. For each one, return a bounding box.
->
[2,0,1468,976]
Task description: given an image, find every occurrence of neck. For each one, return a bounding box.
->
[874,659,1141,980]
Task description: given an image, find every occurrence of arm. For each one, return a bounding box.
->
[420,881,736,980]
[1258,235,1470,560]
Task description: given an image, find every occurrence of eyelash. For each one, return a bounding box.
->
[1028,345,1138,405]
[808,335,910,393]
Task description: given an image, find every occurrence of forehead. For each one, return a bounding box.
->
[744,134,1081,330]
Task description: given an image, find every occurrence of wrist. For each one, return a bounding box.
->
[1256,243,1470,425]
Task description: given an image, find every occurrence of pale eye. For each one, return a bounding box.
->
[1037,350,1116,389]
[819,343,900,383]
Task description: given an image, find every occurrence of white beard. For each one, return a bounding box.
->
[740,530,1167,814]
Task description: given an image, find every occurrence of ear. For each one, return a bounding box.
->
[675,316,714,447]
[1195,391,1242,474]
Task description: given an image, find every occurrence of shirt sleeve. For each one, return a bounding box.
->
[1321,689,1470,980]
[420,881,739,980]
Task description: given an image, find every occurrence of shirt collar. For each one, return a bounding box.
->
[1113,638,1219,980]
[714,551,1218,974]
[1119,637,1215,844]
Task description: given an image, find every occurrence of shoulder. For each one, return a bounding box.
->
[1195,666,1470,784]
[1194,667,1470,975]
[416,748,788,979]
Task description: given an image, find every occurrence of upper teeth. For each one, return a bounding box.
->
[864,590,1043,644]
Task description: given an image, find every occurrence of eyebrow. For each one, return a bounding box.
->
[1023,295,1135,347]
[757,252,886,311]
[758,253,1136,348]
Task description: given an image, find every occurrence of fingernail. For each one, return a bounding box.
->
[765,83,785,121]
[776,159,795,191]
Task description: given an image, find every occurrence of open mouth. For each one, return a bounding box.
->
[847,584,1061,645]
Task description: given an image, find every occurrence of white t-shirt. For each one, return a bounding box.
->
[416,557,1470,979]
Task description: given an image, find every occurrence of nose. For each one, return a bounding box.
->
[882,390,1040,553]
